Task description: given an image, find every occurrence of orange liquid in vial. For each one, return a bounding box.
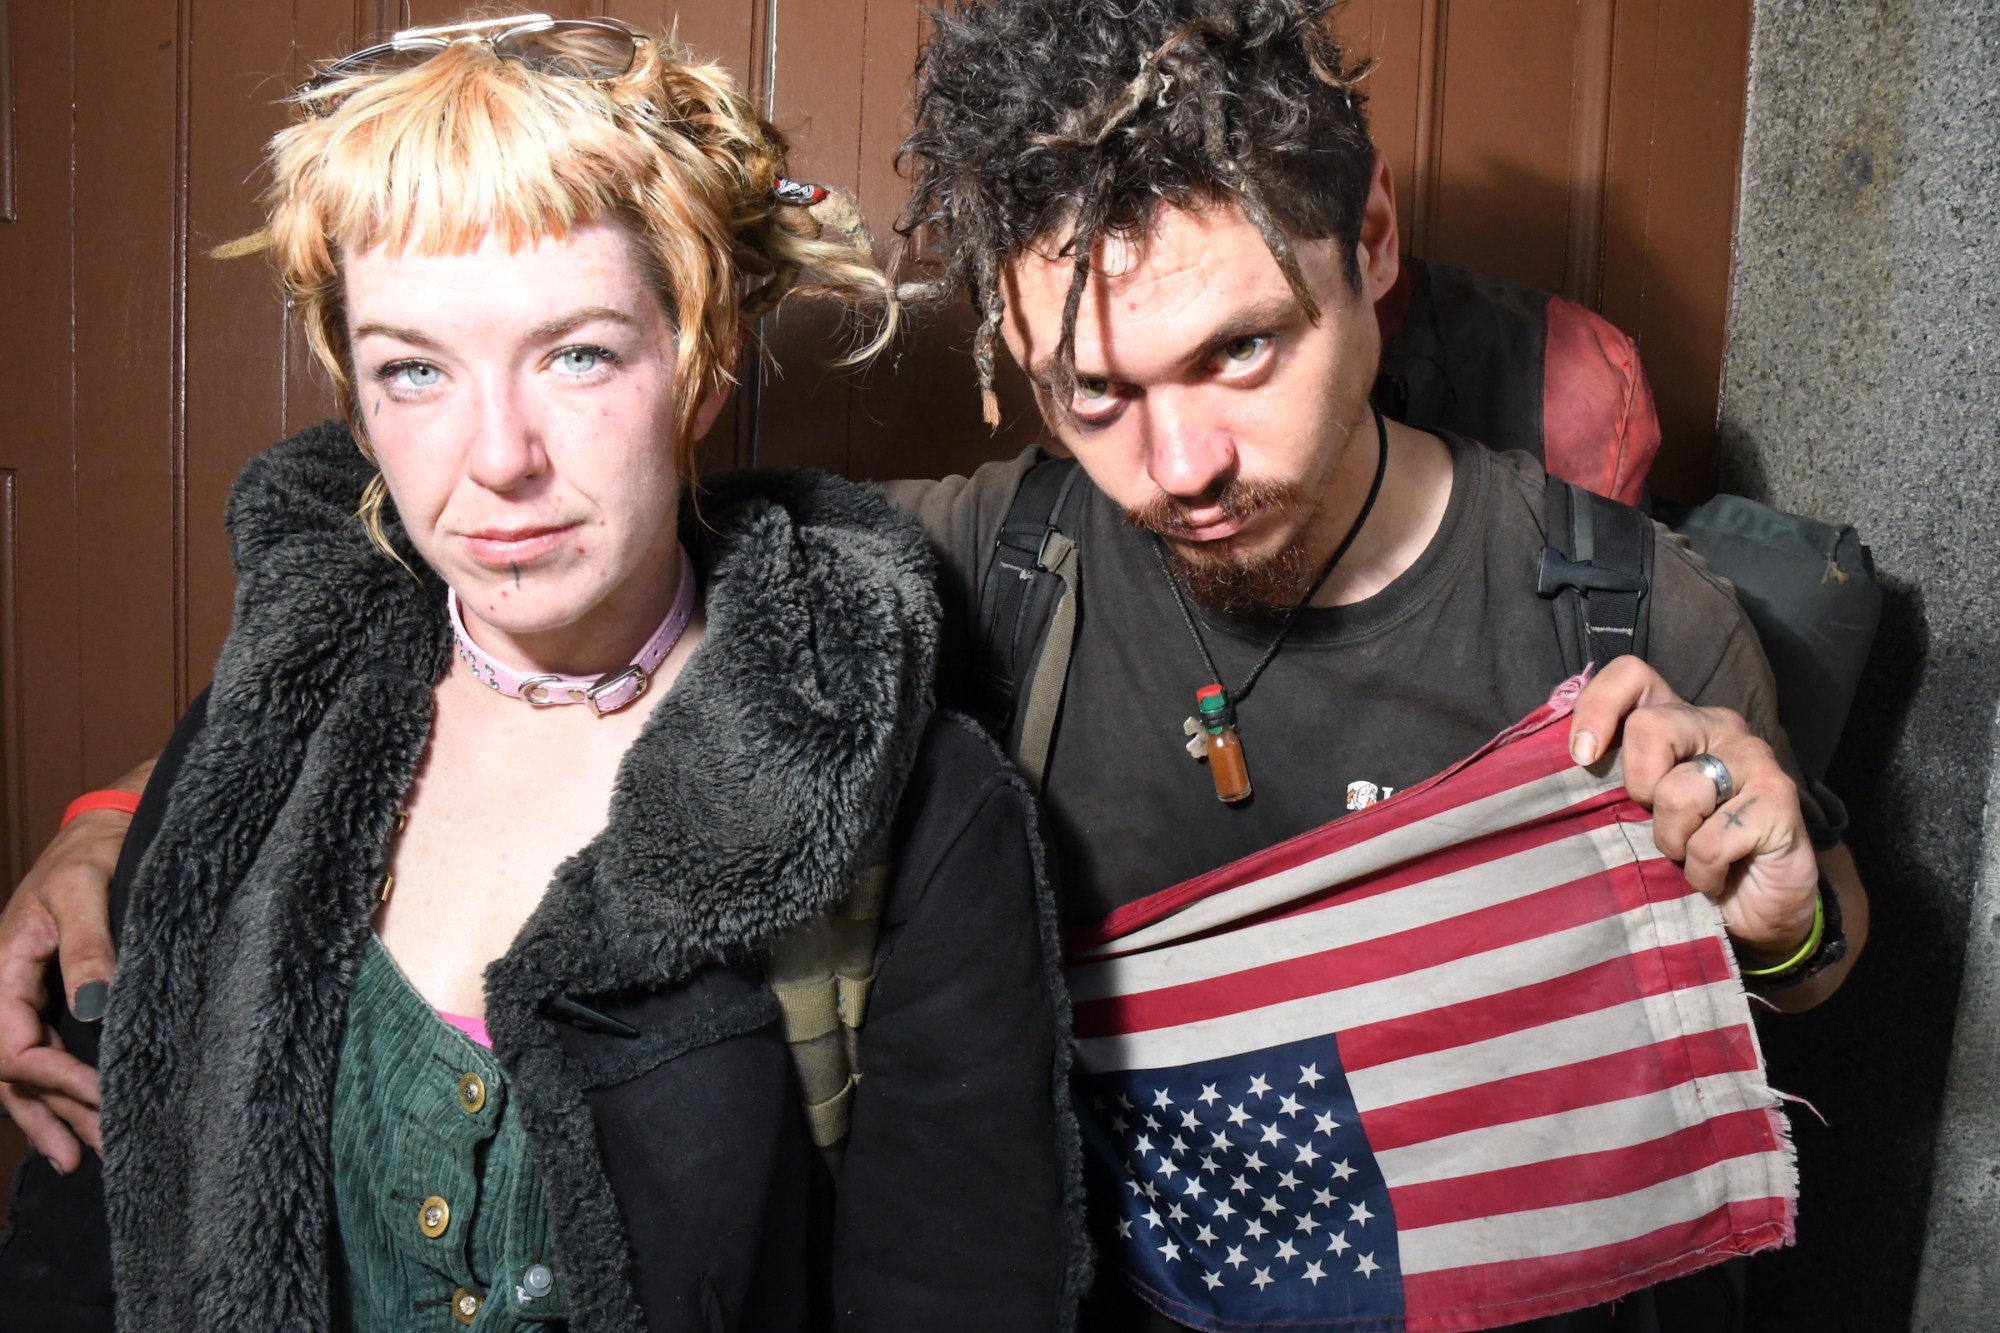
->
[1206,726,1252,803]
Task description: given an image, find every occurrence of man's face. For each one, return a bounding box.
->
[999,170,1399,609]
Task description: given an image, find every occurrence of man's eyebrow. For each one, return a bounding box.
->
[1025,294,1306,389]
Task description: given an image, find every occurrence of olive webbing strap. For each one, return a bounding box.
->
[766,830,897,1176]
[980,456,1086,792]
[1014,522,1079,790]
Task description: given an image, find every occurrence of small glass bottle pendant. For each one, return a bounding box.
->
[1195,685,1252,804]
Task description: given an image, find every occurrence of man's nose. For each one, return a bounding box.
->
[464,385,546,491]
[1144,392,1236,500]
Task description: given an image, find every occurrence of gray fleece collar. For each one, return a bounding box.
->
[100,419,941,1330]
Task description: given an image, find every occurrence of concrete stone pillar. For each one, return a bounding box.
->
[1719,1,1997,1326]
[1913,701,2000,1326]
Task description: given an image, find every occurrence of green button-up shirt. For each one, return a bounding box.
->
[330,936,568,1330]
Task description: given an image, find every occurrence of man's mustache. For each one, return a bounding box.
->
[1124,478,1310,540]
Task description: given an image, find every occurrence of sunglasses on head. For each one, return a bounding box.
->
[299,13,644,109]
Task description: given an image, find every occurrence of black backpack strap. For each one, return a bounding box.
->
[974,454,1086,790]
[1537,479,1655,673]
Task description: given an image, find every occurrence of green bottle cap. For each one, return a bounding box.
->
[1197,685,1230,730]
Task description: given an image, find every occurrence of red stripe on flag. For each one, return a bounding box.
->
[1387,1107,1788,1231]
[1336,932,1737,1071]
[1148,802,1655,961]
[1072,705,1596,948]
[1400,1199,1794,1333]
[1072,860,1662,1040]
[1359,1023,1762,1153]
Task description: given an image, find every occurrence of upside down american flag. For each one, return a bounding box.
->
[1066,679,1797,1332]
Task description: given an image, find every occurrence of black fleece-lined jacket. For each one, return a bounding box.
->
[0,422,1087,1332]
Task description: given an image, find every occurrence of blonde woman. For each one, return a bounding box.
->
[0,14,1080,1331]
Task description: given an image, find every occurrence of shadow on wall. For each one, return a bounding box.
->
[1751,571,1994,1330]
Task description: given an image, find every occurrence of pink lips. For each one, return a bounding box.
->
[462,523,578,567]
[1167,512,1251,544]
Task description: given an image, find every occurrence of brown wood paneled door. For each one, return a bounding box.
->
[728,0,1752,497]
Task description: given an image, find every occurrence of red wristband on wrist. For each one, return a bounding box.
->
[62,789,143,828]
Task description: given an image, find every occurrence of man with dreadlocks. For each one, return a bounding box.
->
[888,1,1865,1330]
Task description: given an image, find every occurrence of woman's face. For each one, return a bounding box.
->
[344,219,723,670]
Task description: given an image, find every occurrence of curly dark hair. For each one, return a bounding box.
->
[897,0,1374,423]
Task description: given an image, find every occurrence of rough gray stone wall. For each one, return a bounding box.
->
[1719,1,1997,1326]
[1913,701,2000,1327]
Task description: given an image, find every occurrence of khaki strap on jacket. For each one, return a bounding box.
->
[766,841,894,1174]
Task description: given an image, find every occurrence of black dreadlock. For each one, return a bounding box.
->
[897,0,1374,425]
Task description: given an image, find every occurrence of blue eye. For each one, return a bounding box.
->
[382,361,441,390]
[555,346,616,374]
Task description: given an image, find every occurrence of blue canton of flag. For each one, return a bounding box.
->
[1083,1033,1406,1331]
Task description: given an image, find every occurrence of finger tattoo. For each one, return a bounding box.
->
[1723,796,1757,829]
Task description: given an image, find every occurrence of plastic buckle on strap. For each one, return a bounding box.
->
[1536,547,1648,598]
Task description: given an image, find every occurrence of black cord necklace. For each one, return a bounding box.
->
[1154,404,1391,804]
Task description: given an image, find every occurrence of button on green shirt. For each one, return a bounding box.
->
[330,936,568,1330]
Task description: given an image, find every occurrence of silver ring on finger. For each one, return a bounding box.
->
[1690,752,1735,808]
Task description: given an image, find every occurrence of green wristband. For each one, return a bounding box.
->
[1740,891,1825,979]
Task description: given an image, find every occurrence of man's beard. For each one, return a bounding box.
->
[1126,479,1322,614]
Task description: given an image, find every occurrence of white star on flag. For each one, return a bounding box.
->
[1303,1260,1328,1285]
[1247,1074,1271,1097]
[1251,1267,1274,1290]
[1356,1253,1380,1278]
[1349,1200,1373,1226]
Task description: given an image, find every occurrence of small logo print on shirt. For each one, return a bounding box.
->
[1346,780,1395,811]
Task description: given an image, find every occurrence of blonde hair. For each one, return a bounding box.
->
[222,19,895,547]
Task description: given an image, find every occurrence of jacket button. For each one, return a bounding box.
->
[451,1287,482,1324]
[457,1072,487,1115]
[419,1195,451,1239]
[520,1263,554,1299]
